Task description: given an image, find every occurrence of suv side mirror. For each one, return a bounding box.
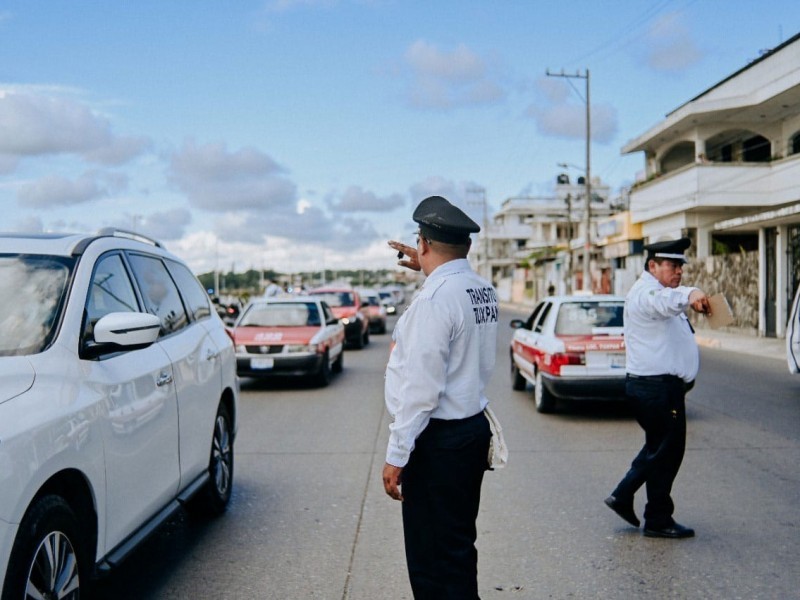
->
[83,312,161,359]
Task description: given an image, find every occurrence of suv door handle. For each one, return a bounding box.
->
[156,372,173,387]
[206,349,219,361]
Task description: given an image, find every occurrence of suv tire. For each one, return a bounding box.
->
[3,495,87,600]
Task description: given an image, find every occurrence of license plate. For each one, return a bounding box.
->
[251,357,274,370]
[586,352,626,369]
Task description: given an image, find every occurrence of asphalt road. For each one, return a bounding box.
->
[95,306,800,599]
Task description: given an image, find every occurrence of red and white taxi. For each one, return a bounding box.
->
[510,295,626,412]
[231,296,345,386]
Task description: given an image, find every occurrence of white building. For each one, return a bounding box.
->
[471,175,614,303]
[622,32,800,337]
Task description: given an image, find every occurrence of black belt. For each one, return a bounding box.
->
[427,411,486,429]
[627,373,683,383]
[627,373,694,391]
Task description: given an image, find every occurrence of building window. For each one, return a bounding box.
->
[742,135,770,162]
[790,132,800,156]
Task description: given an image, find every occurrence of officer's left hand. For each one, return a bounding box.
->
[382,463,404,501]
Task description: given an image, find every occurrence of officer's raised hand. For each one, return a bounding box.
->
[388,240,420,272]
[689,289,710,314]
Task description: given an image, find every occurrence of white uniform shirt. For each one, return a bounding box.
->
[384,259,498,467]
[624,270,699,382]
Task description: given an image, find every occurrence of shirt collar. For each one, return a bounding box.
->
[642,270,663,288]
[426,258,471,283]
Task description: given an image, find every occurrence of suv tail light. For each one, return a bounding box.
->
[542,352,583,375]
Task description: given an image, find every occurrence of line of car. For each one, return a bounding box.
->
[0,230,405,598]
[228,286,396,387]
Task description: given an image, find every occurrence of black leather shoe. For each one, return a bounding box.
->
[643,522,695,539]
[604,495,640,527]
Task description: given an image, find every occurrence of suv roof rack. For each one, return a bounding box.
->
[96,227,164,248]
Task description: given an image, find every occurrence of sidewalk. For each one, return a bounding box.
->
[694,326,786,362]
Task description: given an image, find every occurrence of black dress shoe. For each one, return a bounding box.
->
[643,522,695,539]
[604,495,640,527]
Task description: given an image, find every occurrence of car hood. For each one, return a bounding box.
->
[234,326,321,345]
[0,356,35,404]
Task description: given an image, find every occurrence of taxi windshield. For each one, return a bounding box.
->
[0,254,74,356]
[239,302,321,327]
[555,301,624,335]
[312,292,354,307]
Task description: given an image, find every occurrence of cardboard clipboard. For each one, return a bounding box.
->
[706,293,734,329]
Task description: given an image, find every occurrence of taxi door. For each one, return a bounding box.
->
[788,287,800,374]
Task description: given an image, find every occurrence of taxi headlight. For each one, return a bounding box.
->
[284,344,315,353]
[235,344,247,353]
[341,318,351,325]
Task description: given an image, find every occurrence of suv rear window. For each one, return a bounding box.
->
[555,301,624,335]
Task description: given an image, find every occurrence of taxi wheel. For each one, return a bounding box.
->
[511,355,526,391]
[332,350,343,374]
[315,351,332,387]
[534,371,556,413]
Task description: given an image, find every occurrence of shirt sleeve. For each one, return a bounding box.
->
[634,284,697,320]
[385,296,452,467]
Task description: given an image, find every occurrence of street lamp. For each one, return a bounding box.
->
[547,68,592,291]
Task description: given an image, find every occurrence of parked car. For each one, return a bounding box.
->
[0,229,238,598]
[357,289,388,334]
[231,296,345,386]
[307,287,370,348]
[788,286,800,374]
[509,295,626,412]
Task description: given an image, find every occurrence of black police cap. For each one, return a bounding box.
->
[412,196,480,245]
[645,237,691,263]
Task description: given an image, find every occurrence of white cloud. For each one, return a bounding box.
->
[0,90,150,166]
[138,207,193,242]
[524,77,618,144]
[16,171,128,208]
[169,139,297,211]
[401,40,506,110]
[640,12,703,72]
[328,185,405,212]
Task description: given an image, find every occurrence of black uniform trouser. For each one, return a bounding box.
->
[612,374,688,528]
[401,411,491,600]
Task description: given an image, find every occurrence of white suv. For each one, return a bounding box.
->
[0,230,239,598]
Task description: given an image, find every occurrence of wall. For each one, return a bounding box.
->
[683,250,759,331]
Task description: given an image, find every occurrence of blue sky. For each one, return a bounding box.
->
[2,1,798,275]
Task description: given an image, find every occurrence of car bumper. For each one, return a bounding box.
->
[541,372,626,400]
[236,353,324,378]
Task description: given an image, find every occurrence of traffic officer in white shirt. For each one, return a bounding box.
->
[605,237,710,539]
[383,195,498,599]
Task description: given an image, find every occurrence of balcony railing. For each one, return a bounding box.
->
[629,155,800,223]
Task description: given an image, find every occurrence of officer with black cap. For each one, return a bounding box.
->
[605,237,710,539]
[383,195,498,598]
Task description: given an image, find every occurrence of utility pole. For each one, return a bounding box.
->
[546,68,592,291]
[467,186,489,282]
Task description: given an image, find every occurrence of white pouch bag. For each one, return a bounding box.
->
[484,405,508,470]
